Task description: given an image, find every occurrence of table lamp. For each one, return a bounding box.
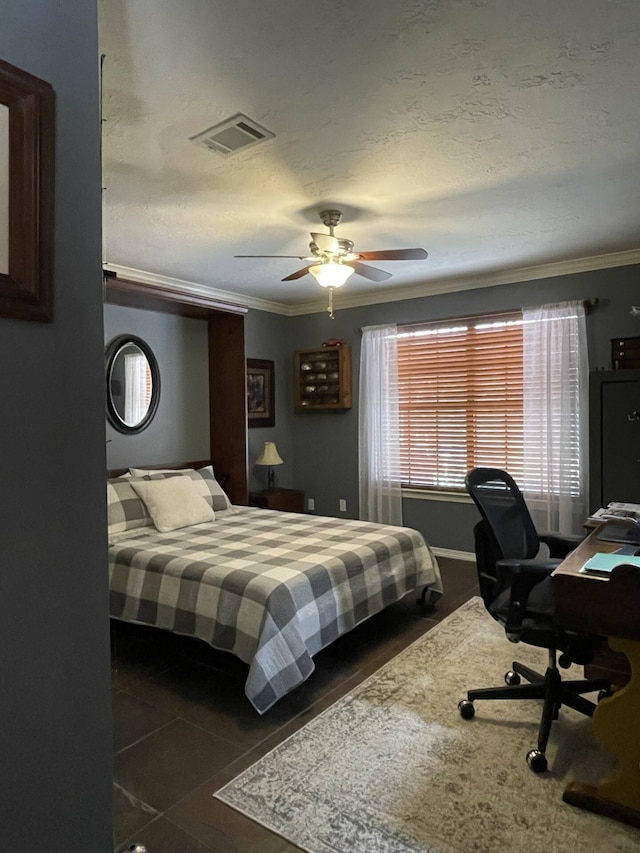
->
[256,441,283,489]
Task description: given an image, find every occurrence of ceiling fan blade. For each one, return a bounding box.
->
[357,248,428,261]
[235,254,309,259]
[282,265,313,281]
[310,233,340,254]
[349,261,392,282]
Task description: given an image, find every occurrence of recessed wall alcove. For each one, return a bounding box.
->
[104,275,249,504]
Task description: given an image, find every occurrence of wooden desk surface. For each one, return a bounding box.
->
[554,526,640,827]
[552,527,640,641]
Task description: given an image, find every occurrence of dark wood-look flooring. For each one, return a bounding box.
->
[112,557,479,852]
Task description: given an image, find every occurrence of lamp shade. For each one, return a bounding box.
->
[309,261,354,288]
[255,441,283,466]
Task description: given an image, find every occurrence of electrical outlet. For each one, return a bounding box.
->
[308,498,315,511]
[339,499,347,512]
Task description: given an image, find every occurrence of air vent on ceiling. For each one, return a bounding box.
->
[189,113,275,156]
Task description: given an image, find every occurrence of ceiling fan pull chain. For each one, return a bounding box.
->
[327,286,335,319]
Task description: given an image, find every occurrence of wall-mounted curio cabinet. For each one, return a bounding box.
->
[294,344,352,410]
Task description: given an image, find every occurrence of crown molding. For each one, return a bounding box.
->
[102,264,286,315]
[287,247,640,315]
[105,248,640,319]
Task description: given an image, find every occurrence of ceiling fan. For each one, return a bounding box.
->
[235,209,428,316]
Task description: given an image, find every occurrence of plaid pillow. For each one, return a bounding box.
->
[107,476,154,536]
[129,465,232,512]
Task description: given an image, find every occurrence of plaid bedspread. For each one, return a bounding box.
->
[109,506,441,713]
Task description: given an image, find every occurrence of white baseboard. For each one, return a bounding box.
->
[432,547,475,562]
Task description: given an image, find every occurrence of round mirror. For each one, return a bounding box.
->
[105,335,160,434]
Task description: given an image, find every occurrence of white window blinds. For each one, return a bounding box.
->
[396,313,524,490]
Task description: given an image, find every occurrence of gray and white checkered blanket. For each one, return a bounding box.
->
[109,506,441,713]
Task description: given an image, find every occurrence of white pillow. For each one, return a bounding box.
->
[130,477,215,533]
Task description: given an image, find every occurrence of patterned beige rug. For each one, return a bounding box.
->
[215,597,640,853]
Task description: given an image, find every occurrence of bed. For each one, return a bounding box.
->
[107,465,442,713]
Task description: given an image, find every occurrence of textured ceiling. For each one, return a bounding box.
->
[99,0,640,314]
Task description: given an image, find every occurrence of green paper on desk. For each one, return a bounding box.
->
[579,551,640,575]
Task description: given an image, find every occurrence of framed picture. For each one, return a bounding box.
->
[247,358,275,428]
[0,58,55,322]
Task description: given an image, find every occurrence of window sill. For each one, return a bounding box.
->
[402,488,473,504]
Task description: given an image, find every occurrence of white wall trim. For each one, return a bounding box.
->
[431,547,476,562]
[106,247,640,318]
[288,247,640,315]
[304,249,640,313]
[103,263,284,315]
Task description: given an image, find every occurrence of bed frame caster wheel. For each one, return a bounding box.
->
[526,749,547,773]
[505,670,521,686]
[417,586,442,611]
[458,699,475,720]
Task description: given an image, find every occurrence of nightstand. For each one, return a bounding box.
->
[249,488,305,513]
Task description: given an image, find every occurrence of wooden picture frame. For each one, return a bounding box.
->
[0,58,55,322]
[247,358,275,428]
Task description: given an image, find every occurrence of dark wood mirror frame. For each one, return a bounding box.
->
[0,58,54,322]
[105,334,161,434]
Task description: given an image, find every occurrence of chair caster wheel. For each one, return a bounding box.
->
[526,749,547,773]
[458,699,475,720]
[597,688,613,702]
[505,670,521,686]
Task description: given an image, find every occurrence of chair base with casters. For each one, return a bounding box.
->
[462,467,611,773]
[458,647,610,772]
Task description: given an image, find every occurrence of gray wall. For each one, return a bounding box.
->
[245,307,298,492]
[286,263,640,553]
[0,2,113,850]
[105,304,210,469]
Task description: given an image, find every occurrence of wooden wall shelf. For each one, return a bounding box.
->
[294,344,352,411]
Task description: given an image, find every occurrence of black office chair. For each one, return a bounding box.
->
[459,467,609,772]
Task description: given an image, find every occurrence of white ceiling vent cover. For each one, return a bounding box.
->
[190,113,275,156]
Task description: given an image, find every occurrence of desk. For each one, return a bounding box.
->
[552,529,640,827]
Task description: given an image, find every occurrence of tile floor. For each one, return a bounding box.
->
[112,557,479,852]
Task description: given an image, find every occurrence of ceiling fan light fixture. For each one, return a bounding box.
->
[309,261,354,288]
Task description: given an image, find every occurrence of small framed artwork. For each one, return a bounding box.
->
[247,358,275,428]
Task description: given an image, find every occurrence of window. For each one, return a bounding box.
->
[396,311,524,490]
[124,352,153,426]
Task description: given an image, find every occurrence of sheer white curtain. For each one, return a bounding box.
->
[522,301,588,535]
[124,352,148,426]
[358,324,403,525]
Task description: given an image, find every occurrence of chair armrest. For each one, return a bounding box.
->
[496,559,556,640]
[539,532,584,559]
[496,558,557,582]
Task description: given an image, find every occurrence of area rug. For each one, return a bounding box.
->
[215,597,640,853]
